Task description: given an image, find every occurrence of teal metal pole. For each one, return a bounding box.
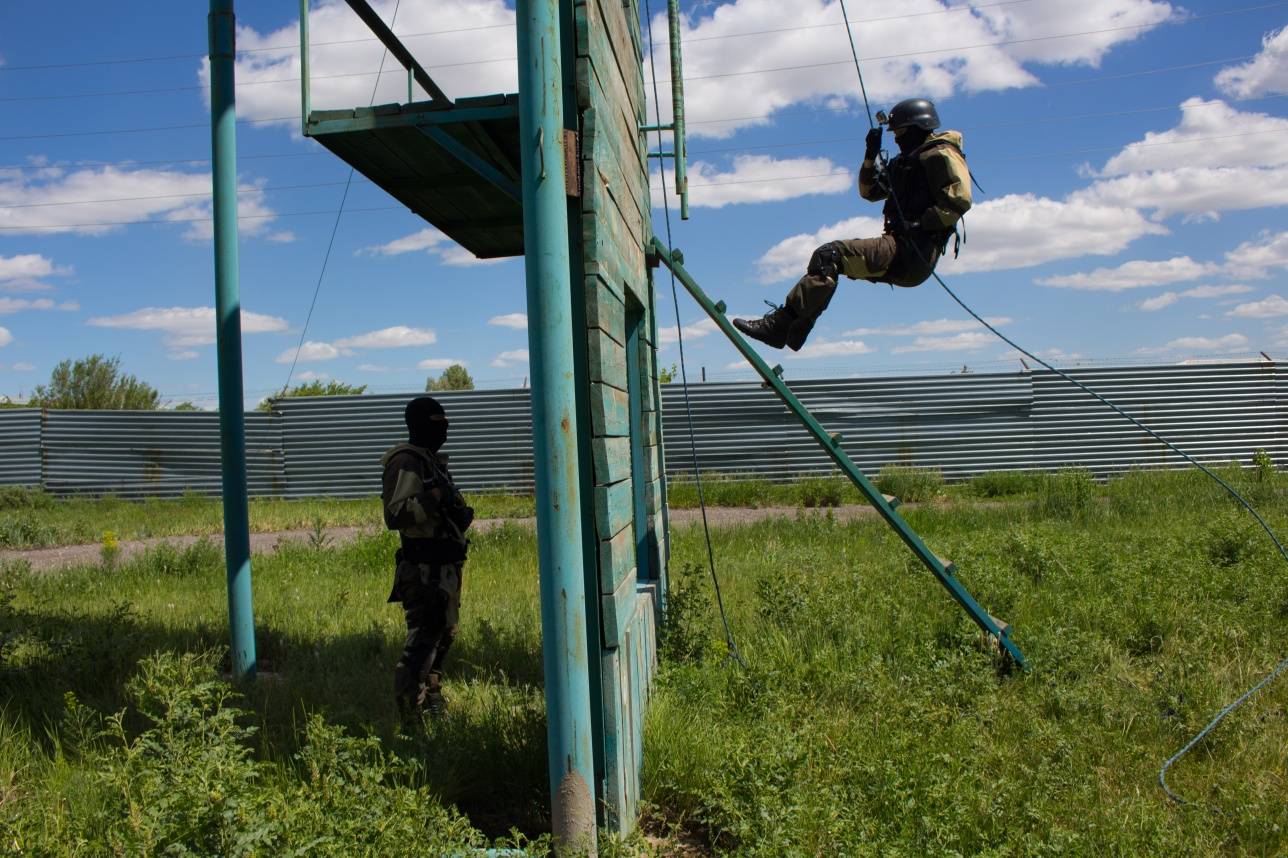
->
[516,0,597,850]
[209,0,257,682]
[666,0,688,220]
[298,0,311,135]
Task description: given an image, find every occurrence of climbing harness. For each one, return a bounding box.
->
[837,0,1288,809]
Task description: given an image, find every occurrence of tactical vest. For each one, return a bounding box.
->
[381,443,468,561]
[880,139,958,239]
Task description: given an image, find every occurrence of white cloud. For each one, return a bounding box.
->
[490,348,529,368]
[11,361,34,371]
[650,0,1173,139]
[1215,26,1288,98]
[1138,292,1179,311]
[89,306,290,350]
[275,341,350,363]
[357,363,391,372]
[0,165,280,239]
[1036,256,1216,291]
[207,0,519,128]
[488,312,528,330]
[1182,285,1254,299]
[1225,231,1288,279]
[659,317,719,346]
[755,215,883,282]
[653,156,852,208]
[361,227,507,267]
[0,253,71,291]
[1075,99,1288,220]
[267,230,297,243]
[892,331,997,353]
[0,297,79,315]
[758,195,1164,283]
[1137,333,1250,355]
[169,351,200,361]
[334,325,436,349]
[0,326,10,347]
[1226,294,1288,319]
[296,370,331,381]
[783,338,875,359]
[417,358,467,370]
[844,317,1011,336]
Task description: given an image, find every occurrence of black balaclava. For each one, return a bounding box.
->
[405,396,448,452]
[896,126,930,155]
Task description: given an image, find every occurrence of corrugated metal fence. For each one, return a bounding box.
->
[0,361,1281,498]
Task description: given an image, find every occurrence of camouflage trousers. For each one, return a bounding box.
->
[390,560,462,712]
[785,234,941,321]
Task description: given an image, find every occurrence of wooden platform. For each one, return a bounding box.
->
[305,93,524,259]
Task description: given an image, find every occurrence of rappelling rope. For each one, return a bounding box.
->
[645,0,747,669]
[282,0,404,395]
[837,0,1288,809]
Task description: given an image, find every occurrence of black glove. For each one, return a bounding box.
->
[864,126,883,161]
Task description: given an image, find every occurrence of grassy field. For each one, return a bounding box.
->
[1,467,1287,854]
[2,464,955,549]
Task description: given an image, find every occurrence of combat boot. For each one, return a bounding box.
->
[785,316,816,351]
[420,671,447,718]
[733,304,796,349]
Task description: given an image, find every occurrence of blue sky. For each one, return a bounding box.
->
[0,0,1285,407]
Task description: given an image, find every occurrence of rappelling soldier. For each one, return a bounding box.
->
[734,97,972,351]
[381,395,474,727]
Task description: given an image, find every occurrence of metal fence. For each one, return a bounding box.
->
[0,361,1281,498]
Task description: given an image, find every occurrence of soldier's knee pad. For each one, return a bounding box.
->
[806,242,845,279]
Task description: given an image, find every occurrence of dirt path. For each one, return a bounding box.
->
[1,505,895,573]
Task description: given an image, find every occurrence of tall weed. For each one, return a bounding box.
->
[874,465,943,502]
[1034,468,1097,519]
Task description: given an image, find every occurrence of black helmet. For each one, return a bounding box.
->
[887,98,940,132]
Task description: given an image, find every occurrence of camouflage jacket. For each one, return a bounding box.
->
[858,130,972,235]
[379,443,470,559]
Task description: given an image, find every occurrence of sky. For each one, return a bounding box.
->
[0,0,1285,407]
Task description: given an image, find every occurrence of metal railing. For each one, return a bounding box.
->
[0,361,1280,499]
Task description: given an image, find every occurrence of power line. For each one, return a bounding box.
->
[0,115,296,142]
[0,205,402,231]
[0,151,330,173]
[652,3,1288,87]
[0,179,359,210]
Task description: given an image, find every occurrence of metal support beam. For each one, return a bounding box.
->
[341,0,451,104]
[208,0,257,682]
[516,0,597,851]
[649,237,1029,671]
[417,126,522,203]
[298,0,310,136]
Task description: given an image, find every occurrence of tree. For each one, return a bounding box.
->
[257,380,368,411]
[30,354,160,410]
[425,363,474,392]
[171,401,201,411]
[658,363,678,384]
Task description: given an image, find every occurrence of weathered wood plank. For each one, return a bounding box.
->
[601,563,638,647]
[644,476,663,515]
[584,67,647,240]
[591,0,645,130]
[589,327,627,389]
[641,440,661,483]
[585,274,626,336]
[599,517,635,593]
[584,119,645,254]
[595,477,634,540]
[591,382,630,436]
[593,435,632,486]
[639,412,659,446]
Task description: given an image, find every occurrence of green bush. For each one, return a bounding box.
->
[874,465,943,503]
[1034,468,1097,519]
[0,512,58,548]
[796,477,846,508]
[968,470,1039,498]
[0,486,54,511]
[659,563,715,665]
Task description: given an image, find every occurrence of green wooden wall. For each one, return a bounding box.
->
[573,0,665,832]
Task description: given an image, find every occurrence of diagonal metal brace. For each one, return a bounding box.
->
[417,126,521,203]
[648,237,1029,671]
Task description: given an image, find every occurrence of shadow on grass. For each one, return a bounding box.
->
[0,602,552,838]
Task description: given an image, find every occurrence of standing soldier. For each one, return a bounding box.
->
[734,98,972,351]
[381,395,474,726]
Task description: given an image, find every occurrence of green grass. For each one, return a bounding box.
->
[2,468,1287,853]
[0,487,535,549]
